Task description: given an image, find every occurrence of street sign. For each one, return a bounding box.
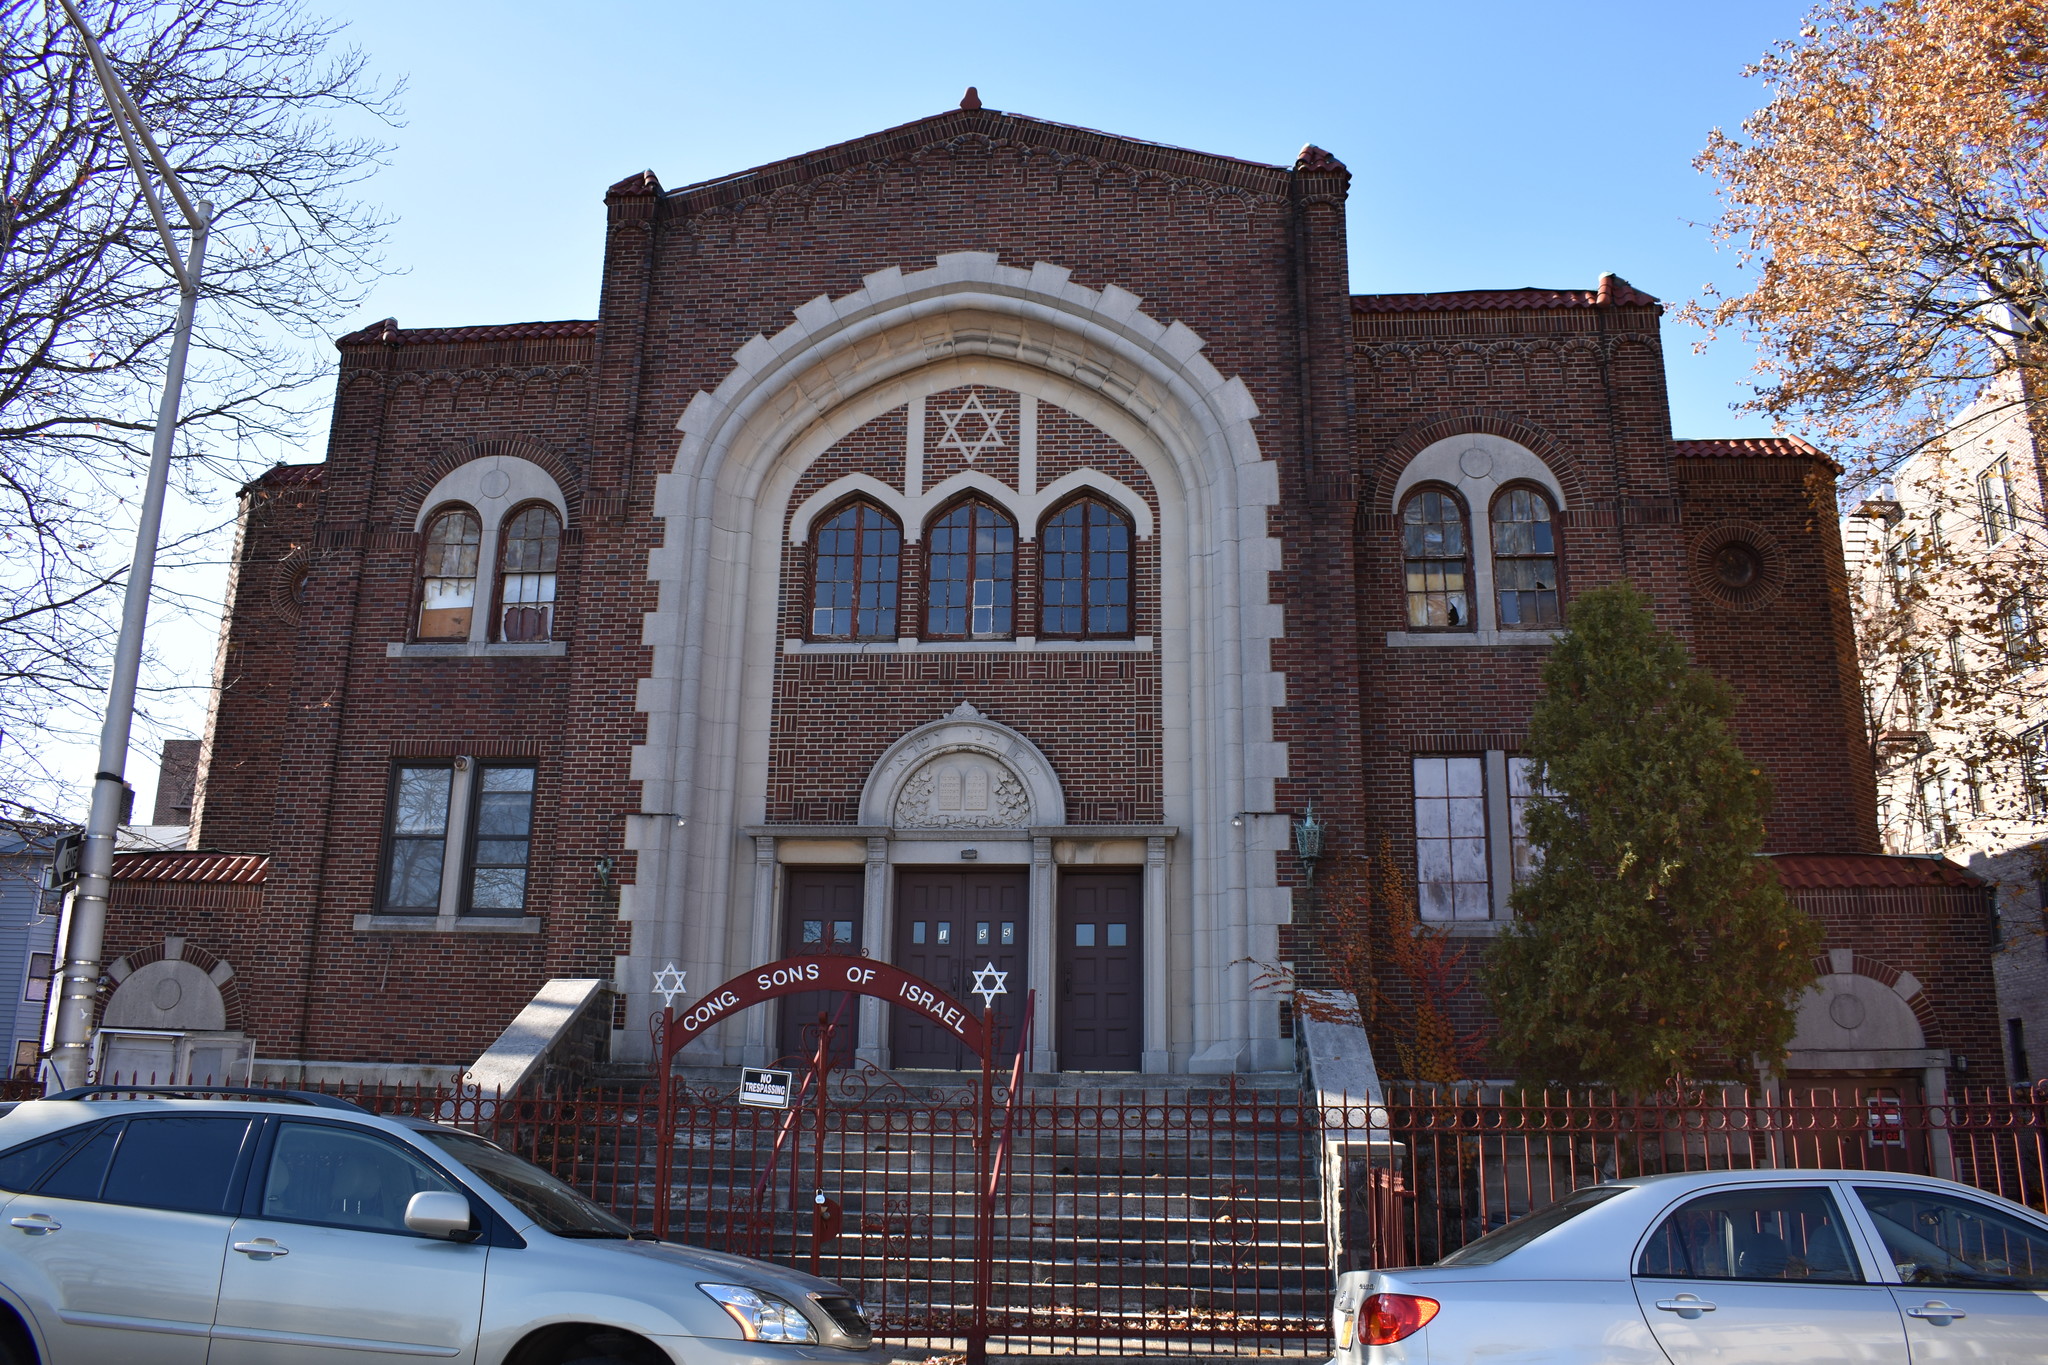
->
[738,1067,794,1109]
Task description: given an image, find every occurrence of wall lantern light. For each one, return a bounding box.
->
[1292,802,1327,887]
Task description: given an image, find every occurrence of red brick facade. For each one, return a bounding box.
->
[101,103,2000,1082]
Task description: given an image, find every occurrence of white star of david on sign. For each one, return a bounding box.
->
[936,394,1006,462]
[970,961,1008,1010]
[652,963,688,1008]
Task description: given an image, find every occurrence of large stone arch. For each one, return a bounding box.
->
[625,252,1287,1072]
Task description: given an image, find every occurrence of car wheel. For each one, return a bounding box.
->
[556,1329,666,1364]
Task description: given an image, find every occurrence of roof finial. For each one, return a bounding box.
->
[960,86,982,111]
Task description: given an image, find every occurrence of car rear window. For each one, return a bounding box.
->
[0,1126,102,1193]
[101,1117,253,1215]
[1438,1184,1628,1266]
[35,1125,120,1201]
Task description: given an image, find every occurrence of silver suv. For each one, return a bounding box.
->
[0,1087,887,1364]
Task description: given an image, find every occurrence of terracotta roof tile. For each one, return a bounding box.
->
[335,318,597,347]
[1353,276,1659,313]
[1770,853,1983,889]
[1673,437,1827,460]
[110,850,267,884]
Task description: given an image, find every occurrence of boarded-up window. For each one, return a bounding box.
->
[418,510,481,639]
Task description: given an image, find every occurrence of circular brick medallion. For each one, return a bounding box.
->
[1691,522,1784,611]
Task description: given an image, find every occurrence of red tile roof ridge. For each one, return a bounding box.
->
[1673,437,1827,459]
[1353,278,1659,313]
[336,318,597,347]
[110,850,268,884]
[1769,852,1983,889]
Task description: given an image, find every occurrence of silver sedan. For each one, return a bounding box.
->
[1332,1167,2048,1364]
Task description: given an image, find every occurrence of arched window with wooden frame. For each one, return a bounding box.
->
[1039,495,1132,638]
[809,499,902,639]
[418,506,482,639]
[925,499,1015,639]
[497,503,562,641]
[1400,487,1471,629]
[1490,484,1560,628]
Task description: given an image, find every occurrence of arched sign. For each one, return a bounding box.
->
[660,955,991,1062]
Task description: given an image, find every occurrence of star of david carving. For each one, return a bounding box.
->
[652,962,688,1007]
[936,394,1006,462]
[970,960,1009,1010]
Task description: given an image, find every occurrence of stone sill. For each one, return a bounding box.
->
[1386,629,1562,648]
[353,914,542,934]
[385,641,567,659]
[786,636,1153,655]
[1421,919,1512,937]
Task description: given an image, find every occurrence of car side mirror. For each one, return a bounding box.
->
[404,1190,478,1241]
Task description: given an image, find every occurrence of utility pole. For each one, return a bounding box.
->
[47,0,214,1088]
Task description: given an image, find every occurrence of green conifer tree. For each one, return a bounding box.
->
[1485,582,1822,1090]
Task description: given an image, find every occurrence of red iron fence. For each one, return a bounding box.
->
[1333,1083,2048,1273]
[50,1071,2048,1357]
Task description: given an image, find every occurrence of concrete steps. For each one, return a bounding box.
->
[573,1067,1331,1343]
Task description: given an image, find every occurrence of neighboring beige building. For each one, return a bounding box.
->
[1843,373,2048,1083]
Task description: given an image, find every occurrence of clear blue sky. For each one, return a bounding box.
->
[332,0,1807,441]
[94,0,1822,819]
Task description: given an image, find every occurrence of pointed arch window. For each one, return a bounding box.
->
[1491,486,1559,627]
[926,500,1015,639]
[418,508,481,639]
[1401,488,1470,629]
[498,504,561,641]
[1040,496,1132,638]
[810,500,902,639]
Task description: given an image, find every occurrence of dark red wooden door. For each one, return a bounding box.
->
[1058,871,1142,1070]
[779,869,864,1067]
[892,869,1028,1069]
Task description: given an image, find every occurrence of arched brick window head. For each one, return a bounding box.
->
[499,505,561,641]
[419,509,481,639]
[927,500,1015,639]
[811,501,901,639]
[1492,486,1559,627]
[1401,489,1470,628]
[1041,497,1132,637]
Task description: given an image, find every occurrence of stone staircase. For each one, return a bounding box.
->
[570,1067,1332,1348]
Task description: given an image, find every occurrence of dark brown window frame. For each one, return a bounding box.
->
[805,497,904,641]
[490,500,564,643]
[1489,481,1563,631]
[1037,494,1135,640]
[922,497,1018,641]
[1399,483,1475,632]
[377,760,457,914]
[412,503,483,644]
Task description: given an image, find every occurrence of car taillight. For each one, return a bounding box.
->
[1361,1293,1439,1345]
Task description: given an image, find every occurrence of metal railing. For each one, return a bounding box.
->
[49,1071,2048,1354]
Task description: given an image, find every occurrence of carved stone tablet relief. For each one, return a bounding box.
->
[894,752,1030,828]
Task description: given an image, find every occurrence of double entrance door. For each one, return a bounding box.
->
[777,865,1143,1072]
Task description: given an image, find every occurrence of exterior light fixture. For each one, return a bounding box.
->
[1292,802,1327,887]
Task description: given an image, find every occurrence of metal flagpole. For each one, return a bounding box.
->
[47,0,214,1088]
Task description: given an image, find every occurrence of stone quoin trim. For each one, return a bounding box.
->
[628,251,1286,1073]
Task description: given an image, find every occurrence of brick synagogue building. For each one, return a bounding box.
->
[96,98,2004,1104]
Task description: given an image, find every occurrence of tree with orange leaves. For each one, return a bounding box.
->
[1686,0,2047,474]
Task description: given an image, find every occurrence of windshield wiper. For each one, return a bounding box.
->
[549,1228,634,1239]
